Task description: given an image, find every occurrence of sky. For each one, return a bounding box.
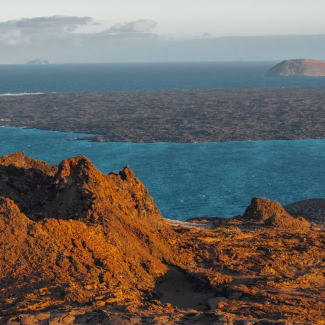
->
[0,0,324,63]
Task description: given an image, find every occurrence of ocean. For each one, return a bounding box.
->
[1,62,325,94]
[1,126,325,219]
[0,62,325,220]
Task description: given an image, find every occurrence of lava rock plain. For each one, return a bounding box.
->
[1,87,325,142]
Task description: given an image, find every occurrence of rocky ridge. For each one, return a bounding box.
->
[0,153,324,324]
[0,153,177,312]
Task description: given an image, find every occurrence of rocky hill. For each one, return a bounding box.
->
[0,153,177,311]
[0,153,324,324]
[266,59,325,76]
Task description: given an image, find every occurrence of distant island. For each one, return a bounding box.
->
[26,59,50,65]
[266,59,325,77]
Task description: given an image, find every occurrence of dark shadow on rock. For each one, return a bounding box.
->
[154,266,215,311]
[0,164,55,221]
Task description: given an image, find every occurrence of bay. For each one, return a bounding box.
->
[1,126,324,220]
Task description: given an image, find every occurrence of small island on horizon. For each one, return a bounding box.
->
[26,59,50,65]
[266,58,325,77]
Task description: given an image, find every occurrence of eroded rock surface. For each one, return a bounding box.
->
[0,152,176,314]
[0,153,324,324]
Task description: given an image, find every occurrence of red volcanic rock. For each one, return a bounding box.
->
[0,151,57,175]
[266,59,325,77]
[243,197,289,222]
[55,156,84,185]
[0,152,176,314]
[0,153,324,324]
[243,197,310,230]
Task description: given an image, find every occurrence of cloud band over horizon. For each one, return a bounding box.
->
[0,16,158,46]
[0,15,324,64]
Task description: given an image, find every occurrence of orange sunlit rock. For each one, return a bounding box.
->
[0,153,324,324]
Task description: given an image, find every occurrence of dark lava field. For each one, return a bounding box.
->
[1,87,325,142]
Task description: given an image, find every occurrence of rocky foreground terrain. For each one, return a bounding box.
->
[0,153,324,324]
[1,87,325,142]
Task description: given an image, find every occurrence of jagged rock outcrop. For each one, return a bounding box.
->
[243,197,310,230]
[266,59,325,77]
[0,152,176,314]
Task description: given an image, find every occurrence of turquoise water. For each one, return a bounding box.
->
[1,126,324,220]
[1,62,325,94]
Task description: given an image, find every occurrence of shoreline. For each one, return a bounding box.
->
[3,124,325,144]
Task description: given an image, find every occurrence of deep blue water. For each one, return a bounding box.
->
[1,126,324,220]
[1,62,325,94]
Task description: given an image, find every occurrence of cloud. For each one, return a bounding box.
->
[0,29,28,46]
[108,19,157,34]
[0,16,94,45]
[0,16,160,63]
[0,16,158,47]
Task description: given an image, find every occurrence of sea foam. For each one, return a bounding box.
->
[0,92,54,97]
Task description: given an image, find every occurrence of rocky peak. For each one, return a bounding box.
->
[119,165,135,180]
[0,153,176,314]
[243,197,310,230]
[55,156,92,186]
[243,197,286,222]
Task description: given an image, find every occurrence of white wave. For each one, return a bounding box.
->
[0,92,55,97]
